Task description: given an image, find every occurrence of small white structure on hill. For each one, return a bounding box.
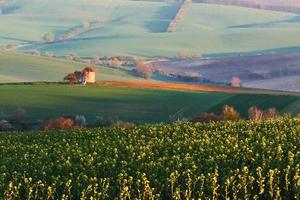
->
[64,66,96,84]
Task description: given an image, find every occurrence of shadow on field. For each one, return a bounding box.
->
[228,16,300,29]
[1,5,21,14]
[145,4,180,33]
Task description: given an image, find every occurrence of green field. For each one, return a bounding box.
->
[0,52,137,83]
[1,119,299,198]
[1,0,300,58]
[0,84,299,123]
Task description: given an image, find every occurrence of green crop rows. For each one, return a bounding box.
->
[0,119,300,199]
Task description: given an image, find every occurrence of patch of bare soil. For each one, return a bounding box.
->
[98,80,300,96]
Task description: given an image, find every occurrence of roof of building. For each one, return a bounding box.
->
[82,67,95,73]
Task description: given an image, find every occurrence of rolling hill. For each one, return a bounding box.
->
[156,53,300,92]
[0,82,299,124]
[194,0,300,13]
[0,52,138,83]
[0,0,300,58]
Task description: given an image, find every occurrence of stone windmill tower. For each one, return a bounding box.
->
[81,67,96,84]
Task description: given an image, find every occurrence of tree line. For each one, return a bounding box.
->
[1,105,299,132]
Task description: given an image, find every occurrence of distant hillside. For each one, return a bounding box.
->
[194,0,300,13]
[0,52,137,83]
[140,0,300,13]
[1,1,300,58]
[156,54,300,92]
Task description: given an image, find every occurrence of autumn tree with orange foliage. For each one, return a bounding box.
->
[43,117,76,131]
[177,49,187,58]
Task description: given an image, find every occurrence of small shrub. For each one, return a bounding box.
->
[108,58,122,68]
[12,108,27,123]
[44,51,54,57]
[94,116,119,127]
[66,53,79,61]
[28,49,40,56]
[75,115,86,127]
[92,55,101,65]
[220,105,241,121]
[177,49,187,58]
[263,107,278,120]
[184,72,201,79]
[111,120,135,128]
[64,73,79,84]
[192,112,219,123]
[248,106,263,120]
[43,32,55,43]
[0,120,15,131]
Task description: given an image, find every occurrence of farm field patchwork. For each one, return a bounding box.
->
[0,84,299,123]
[0,119,299,198]
[156,53,300,92]
[1,1,300,58]
[1,1,300,199]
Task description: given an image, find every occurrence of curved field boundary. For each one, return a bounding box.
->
[99,80,300,96]
[167,0,192,32]
[2,80,299,96]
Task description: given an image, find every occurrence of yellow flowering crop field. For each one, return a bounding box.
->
[0,119,300,199]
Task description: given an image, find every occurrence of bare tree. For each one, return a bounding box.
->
[44,32,55,43]
[29,49,40,56]
[177,49,187,59]
[64,73,79,84]
[45,51,54,57]
[231,77,241,87]
[92,55,100,65]
[263,107,278,120]
[135,60,152,80]
[82,21,91,29]
[109,58,122,68]
[248,106,263,120]
[66,53,79,61]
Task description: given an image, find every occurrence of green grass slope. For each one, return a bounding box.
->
[29,3,300,58]
[0,84,299,123]
[0,52,137,83]
[1,0,300,58]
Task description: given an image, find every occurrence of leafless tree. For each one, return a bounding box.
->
[135,60,152,80]
[248,106,263,120]
[231,77,241,87]
[44,32,55,43]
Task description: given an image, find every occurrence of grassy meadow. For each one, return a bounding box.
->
[0,84,299,123]
[0,52,137,83]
